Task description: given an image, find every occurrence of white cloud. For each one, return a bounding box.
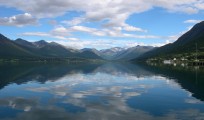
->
[1,0,202,19]
[0,13,37,27]
[67,37,79,41]
[56,39,164,50]
[151,0,200,14]
[122,33,160,39]
[21,26,78,41]
[20,24,161,45]
[21,32,50,37]
[71,26,106,36]
[195,2,204,10]
[62,17,85,26]
[1,0,203,29]
[71,26,96,33]
[123,25,147,32]
[182,7,198,14]
[51,26,71,36]
[67,25,156,38]
[184,19,202,24]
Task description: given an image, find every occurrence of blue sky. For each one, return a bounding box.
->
[0,0,204,49]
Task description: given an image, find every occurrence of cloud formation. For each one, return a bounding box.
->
[0,13,37,27]
[21,25,160,42]
[1,0,203,18]
[184,19,202,24]
[1,0,203,28]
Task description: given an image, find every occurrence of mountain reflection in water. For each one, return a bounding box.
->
[0,62,204,120]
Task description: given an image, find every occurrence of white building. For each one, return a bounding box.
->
[163,60,172,64]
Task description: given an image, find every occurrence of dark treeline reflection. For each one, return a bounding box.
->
[0,62,204,101]
[139,64,204,101]
[0,63,102,89]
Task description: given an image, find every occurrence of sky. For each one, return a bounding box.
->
[0,0,204,49]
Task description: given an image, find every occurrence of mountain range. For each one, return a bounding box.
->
[81,46,154,61]
[1,21,203,62]
[99,46,154,60]
[0,33,153,61]
[0,34,102,60]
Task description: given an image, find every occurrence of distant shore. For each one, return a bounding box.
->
[0,57,105,63]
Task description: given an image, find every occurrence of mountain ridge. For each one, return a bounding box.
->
[0,34,102,60]
[0,33,155,61]
[133,21,204,61]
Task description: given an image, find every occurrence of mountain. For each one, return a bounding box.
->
[99,47,126,60]
[15,38,36,48]
[114,46,154,60]
[0,34,102,60]
[0,34,35,58]
[37,43,76,57]
[33,40,49,48]
[81,48,101,56]
[15,39,50,48]
[134,21,204,61]
[99,46,154,60]
[15,39,78,57]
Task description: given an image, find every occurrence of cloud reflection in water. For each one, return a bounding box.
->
[0,63,204,120]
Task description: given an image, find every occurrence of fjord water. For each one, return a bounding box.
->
[0,63,204,120]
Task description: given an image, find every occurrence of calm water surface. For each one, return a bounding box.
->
[0,63,204,120]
